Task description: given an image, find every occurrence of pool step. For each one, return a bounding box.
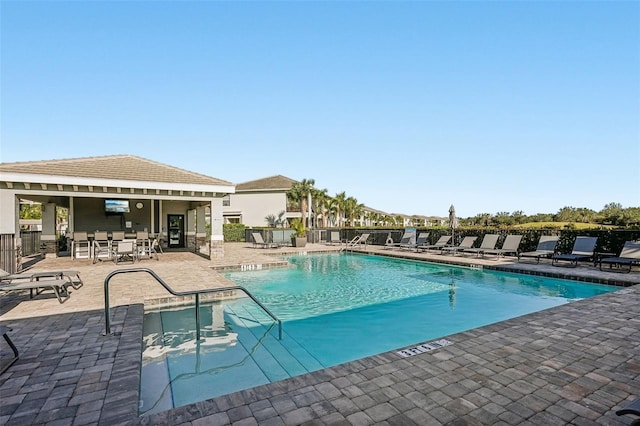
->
[225,300,324,376]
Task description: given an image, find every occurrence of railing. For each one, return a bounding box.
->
[103,268,282,340]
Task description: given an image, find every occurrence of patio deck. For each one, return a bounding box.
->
[0,242,638,425]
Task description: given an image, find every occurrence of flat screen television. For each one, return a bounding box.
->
[105,199,130,214]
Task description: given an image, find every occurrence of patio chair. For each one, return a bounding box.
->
[552,236,598,267]
[462,234,500,257]
[93,240,112,264]
[482,235,523,259]
[518,235,559,263]
[441,236,478,256]
[252,232,277,249]
[599,241,640,273]
[114,240,137,264]
[151,237,163,260]
[327,231,343,246]
[71,231,90,259]
[418,235,451,252]
[111,231,125,241]
[136,231,151,260]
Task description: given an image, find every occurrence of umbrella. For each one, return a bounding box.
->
[449,205,458,244]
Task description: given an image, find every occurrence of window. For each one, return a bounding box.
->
[222,195,230,207]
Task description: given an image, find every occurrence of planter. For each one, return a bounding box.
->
[291,237,307,248]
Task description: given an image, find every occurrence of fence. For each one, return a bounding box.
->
[0,234,17,273]
[20,231,42,256]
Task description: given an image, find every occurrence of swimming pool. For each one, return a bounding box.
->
[139,253,617,415]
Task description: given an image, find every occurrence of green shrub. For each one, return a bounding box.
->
[223,223,246,242]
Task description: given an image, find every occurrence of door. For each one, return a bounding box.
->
[167,215,184,248]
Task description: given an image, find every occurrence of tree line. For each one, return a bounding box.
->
[274,178,640,228]
[464,203,640,227]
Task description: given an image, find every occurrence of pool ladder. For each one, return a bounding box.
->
[103,268,282,340]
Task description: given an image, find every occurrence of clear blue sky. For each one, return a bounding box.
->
[1,1,638,218]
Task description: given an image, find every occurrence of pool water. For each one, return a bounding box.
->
[139,253,617,415]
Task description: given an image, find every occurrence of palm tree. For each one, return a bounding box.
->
[344,198,363,227]
[333,192,347,227]
[312,188,329,227]
[326,197,339,227]
[287,178,315,228]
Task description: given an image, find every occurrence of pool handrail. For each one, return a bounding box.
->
[103,267,282,340]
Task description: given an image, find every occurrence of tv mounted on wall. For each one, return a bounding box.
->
[105,199,130,214]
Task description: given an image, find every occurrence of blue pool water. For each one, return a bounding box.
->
[139,253,617,415]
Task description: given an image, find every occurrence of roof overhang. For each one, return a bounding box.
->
[0,172,235,194]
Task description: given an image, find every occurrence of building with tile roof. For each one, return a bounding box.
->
[223,175,301,227]
[0,155,235,270]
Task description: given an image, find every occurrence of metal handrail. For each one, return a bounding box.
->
[103,268,282,340]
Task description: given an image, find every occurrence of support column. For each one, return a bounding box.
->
[186,208,196,249]
[41,202,57,257]
[196,205,207,256]
[210,198,224,259]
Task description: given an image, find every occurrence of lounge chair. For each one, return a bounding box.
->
[251,232,277,249]
[617,396,640,420]
[441,236,478,256]
[482,235,523,259]
[0,268,82,290]
[418,235,451,252]
[386,231,416,250]
[518,235,559,263]
[599,241,640,273]
[552,236,598,267]
[400,232,430,251]
[0,275,70,304]
[462,234,500,257]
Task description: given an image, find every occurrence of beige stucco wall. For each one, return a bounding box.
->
[225,192,288,227]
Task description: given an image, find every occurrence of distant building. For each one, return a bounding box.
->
[223,175,301,227]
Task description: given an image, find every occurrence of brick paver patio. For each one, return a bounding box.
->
[1,242,638,425]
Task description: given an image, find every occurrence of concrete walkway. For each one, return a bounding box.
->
[0,243,639,425]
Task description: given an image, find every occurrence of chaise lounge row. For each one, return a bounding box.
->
[386,232,639,271]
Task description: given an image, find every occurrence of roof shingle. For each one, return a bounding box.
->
[235,175,297,191]
[0,155,232,186]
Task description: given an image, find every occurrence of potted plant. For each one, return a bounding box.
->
[290,218,307,248]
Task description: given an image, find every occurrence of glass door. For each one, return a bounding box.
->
[167,215,184,248]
